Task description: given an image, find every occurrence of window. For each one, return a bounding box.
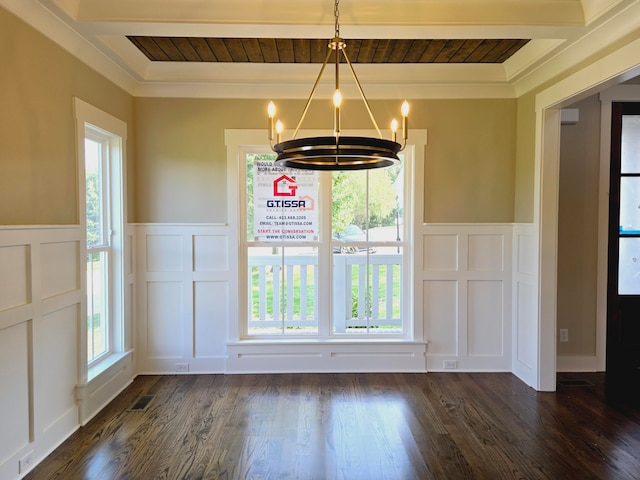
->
[85,133,110,363]
[75,98,126,372]
[618,114,640,294]
[241,147,411,338]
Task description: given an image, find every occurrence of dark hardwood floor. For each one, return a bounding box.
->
[24,372,640,479]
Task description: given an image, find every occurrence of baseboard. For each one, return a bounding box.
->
[556,355,604,372]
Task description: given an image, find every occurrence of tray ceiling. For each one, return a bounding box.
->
[127,37,530,64]
[2,0,638,98]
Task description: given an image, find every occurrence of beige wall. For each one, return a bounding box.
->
[514,92,537,223]
[134,97,518,223]
[557,95,601,356]
[422,99,516,223]
[0,8,134,225]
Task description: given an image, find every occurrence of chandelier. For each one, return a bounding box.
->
[267,0,409,170]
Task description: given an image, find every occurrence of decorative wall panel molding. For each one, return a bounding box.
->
[134,223,527,374]
[135,224,232,373]
[511,223,539,386]
[421,224,513,372]
[0,226,134,478]
[0,227,81,479]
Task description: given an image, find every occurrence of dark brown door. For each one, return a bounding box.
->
[607,102,640,403]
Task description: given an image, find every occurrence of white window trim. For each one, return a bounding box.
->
[225,129,427,344]
[74,97,128,383]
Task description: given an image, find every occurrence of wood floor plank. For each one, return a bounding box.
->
[24,372,640,480]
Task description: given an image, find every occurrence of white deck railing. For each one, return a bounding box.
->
[248,253,402,332]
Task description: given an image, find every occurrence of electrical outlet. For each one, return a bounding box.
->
[19,452,34,474]
[443,360,457,369]
[175,363,189,372]
[559,329,569,343]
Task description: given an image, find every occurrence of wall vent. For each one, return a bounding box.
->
[558,379,594,387]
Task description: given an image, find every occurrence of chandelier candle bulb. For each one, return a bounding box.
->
[267,101,276,141]
[391,118,399,142]
[275,119,284,144]
[402,100,410,141]
[333,90,342,135]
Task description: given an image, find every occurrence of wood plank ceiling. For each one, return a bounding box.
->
[128,37,529,63]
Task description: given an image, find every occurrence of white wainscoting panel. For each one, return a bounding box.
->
[422,225,513,372]
[146,235,183,272]
[0,244,30,312]
[423,280,458,356]
[136,224,231,373]
[512,224,539,387]
[194,281,229,358]
[147,281,184,358]
[40,241,79,298]
[423,234,459,271]
[0,227,83,479]
[34,304,79,434]
[0,226,135,480]
[468,235,504,271]
[468,280,504,356]
[194,235,229,271]
[0,321,30,470]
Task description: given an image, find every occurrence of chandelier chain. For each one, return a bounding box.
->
[334,0,340,38]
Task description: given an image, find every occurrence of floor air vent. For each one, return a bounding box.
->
[128,394,155,411]
[558,379,594,387]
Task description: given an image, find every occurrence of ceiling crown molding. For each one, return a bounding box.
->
[2,0,639,99]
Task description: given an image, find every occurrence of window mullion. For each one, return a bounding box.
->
[318,171,333,337]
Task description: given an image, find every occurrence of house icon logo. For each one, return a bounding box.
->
[273,175,297,197]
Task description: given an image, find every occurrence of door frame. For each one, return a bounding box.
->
[532,43,640,391]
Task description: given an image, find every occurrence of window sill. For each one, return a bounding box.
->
[228,338,426,346]
[88,350,132,383]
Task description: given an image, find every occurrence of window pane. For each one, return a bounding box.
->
[87,251,109,362]
[365,164,404,241]
[247,246,318,335]
[332,164,403,242]
[85,138,104,247]
[332,170,368,236]
[621,115,640,174]
[620,177,640,234]
[618,238,640,295]
[333,247,403,334]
